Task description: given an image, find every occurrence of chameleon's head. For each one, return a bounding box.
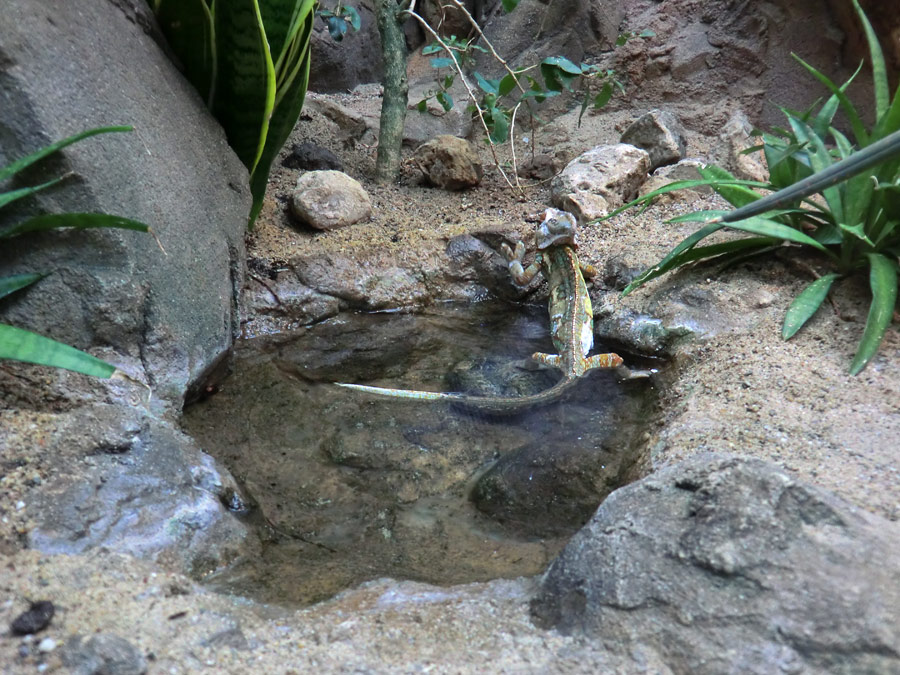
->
[535,208,578,250]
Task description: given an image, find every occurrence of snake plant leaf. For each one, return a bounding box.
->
[0,213,150,239]
[850,253,898,374]
[212,0,276,173]
[0,324,115,378]
[793,54,867,146]
[153,0,216,105]
[247,0,315,226]
[0,174,71,211]
[0,126,132,182]
[722,215,829,251]
[0,273,45,301]
[782,273,839,340]
[851,0,888,120]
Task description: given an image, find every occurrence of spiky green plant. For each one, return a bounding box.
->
[0,126,150,377]
[605,0,900,374]
[150,0,317,227]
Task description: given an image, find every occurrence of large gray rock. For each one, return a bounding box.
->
[532,454,900,675]
[308,0,384,92]
[550,144,651,222]
[0,0,250,407]
[23,405,252,574]
[620,109,687,170]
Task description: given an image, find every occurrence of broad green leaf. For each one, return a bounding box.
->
[488,107,510,144]
[422,43,443,55]
[501,0,520,11]
[787,115,843,220]
[326,16,348,41]
[416,99,428,112]
[0,126,132,182]
[344,6,361,31]
[0,213,150,239]
[698,165,763,209]
[850,253,898,374]
[430,57,454,69]
[436,90,453,111]
[838,221,874,246]
[542,56,582,75]
[154,0,215,103]
[498,73,518,97]
[212,0,275,172]
[0,174,70,211]
[782,273,839,339]
[0,324,115,378]
[593,81,613,108]
[474,72,500,95]
[598,179,769,221]
[0,273,44,301]
[248,0,315,226]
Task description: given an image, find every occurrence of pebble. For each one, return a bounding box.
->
[38,637,57,652]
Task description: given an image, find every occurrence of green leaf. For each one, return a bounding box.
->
[724,215,829,251]
[488,107,510,144]
[0,174,71,211]
[0,213,150,239]
[498,73,518,97]
[623,221,724,294]
[850,253,898,374]
[153,0,215,103]
[501,0,520,11]
[593,81,613,109]
[416,99,428,112]
[838,221,875,246]
[436,90,453,111]
[344,6,361,31]
[542,56,582,75]
[247,0,316,227]
[430,57,454,69]
[212,0,276,173]
[474,72,500,95]
[422,43,443,55]
[698,165,765,209]
[0,273,45,301]
[0,126,132,183]
[782,273,839,339]
[0,324,115,378]
[793,54,868,145]
[851,0,888,119]
[326,16,348,41]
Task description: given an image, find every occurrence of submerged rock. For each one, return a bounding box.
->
[532,453,900,675]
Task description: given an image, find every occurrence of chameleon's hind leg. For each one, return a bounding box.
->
[585,352,624,369]
[531,352,562,369]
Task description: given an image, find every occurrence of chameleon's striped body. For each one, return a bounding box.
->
[336,209,623,413]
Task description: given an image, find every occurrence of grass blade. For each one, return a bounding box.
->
[0,324,115,377]
[782,273,839,339]
[0,174,71,211]
[0,273,45,301]
[623,221,723,294]
[0,126,132,182]
[850,253,898,374]
[793,54,867,145]
[721,215,829,251]
[0,213,150,239]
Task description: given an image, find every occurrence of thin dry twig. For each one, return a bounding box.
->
[402,7,521,191]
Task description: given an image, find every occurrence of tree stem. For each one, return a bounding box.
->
[375,0,409,183]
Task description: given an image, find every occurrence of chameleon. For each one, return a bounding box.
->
[335,208,624,413]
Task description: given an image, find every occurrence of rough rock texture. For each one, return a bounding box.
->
[639,158,713,201]
[550,144,651,222]
[0,0,249,407]
[290,170,373,230]
[532,454,900,675]
[5,404,253,573]
[281,141,344,172]
[405,80,475,145]
[620,109,687,170]
[61,633,148,675]
[308,0,384,93]
[413,135,484,190]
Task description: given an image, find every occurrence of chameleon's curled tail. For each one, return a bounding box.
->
[335,377,583,415]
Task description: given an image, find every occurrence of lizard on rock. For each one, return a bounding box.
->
[335,208,624,413]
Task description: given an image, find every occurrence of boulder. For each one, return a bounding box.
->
[413,136,483,190]
[308,0,383,93]
[550,144,651,222]
[620,109,687,170]
[290,170,373,230]
[0,0,250,407]
[532,454,900,675]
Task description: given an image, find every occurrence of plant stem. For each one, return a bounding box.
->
[375,0,409,183]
